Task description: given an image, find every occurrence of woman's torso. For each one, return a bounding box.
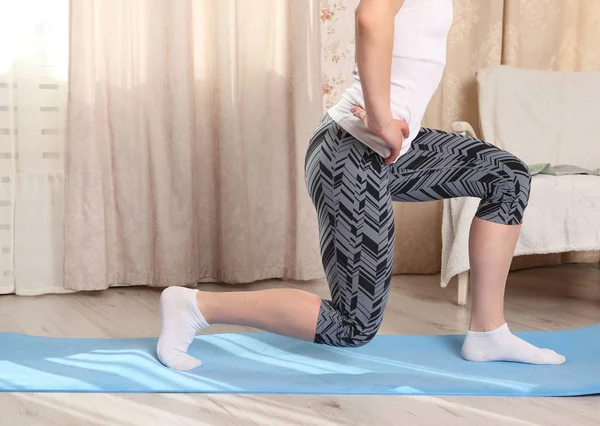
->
[327,0,454,162]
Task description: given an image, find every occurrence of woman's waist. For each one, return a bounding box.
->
[331,81,427,128]
[326,101,420,163]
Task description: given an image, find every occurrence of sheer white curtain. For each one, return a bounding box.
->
[0,0,68,295]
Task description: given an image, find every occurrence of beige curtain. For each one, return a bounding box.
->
[502,0,600,71]
[65,0,323,290]
[399,0,600,273]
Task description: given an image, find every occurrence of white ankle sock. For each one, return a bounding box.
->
[461,324,566,365]
[157,287,209,371]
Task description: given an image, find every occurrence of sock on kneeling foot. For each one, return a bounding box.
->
[157,287,209,371]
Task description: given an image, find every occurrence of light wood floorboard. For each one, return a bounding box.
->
[0,264,599,425]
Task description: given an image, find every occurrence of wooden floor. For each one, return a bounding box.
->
[0,264,599,425]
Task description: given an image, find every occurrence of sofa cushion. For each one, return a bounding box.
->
[477,66,600,170]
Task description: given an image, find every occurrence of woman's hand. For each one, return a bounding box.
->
[351,105,409,164]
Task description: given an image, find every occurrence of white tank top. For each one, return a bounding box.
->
[327,0,453,162]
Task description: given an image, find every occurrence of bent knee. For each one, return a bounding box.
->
[316,300,385,348]
[501,155,531,203]
[345,334,375,348]
[478,154,531,225]
[342,322,382,348]
[511,156,531,186]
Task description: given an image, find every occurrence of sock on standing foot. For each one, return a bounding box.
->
[461,324,566,365]
[157,286,209,371]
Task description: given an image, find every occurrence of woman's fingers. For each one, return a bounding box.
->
[352,105,410,139]
[351,105,368,126]
[351,105,365,117]
[384,147,400,164]
[351,105,407,164]
[400,121,410,139]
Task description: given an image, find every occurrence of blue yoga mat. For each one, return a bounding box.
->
[0,325,598,396]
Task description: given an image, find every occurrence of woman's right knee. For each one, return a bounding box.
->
[315,302,384,348]
[337,319,383,348]
[345,330,377,348]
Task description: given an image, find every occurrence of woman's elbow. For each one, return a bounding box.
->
[355,7,376,30]
[355,3,391,31]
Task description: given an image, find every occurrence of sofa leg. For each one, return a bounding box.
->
[457,271,469,306]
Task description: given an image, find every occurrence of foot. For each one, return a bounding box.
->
[461,324,566,365]
[157,287,209,371]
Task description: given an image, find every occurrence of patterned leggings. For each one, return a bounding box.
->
[304,115,531,347]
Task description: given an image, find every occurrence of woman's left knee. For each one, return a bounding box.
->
[505,155,531,206]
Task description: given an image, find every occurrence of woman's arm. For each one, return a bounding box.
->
[355,0,405,134]
[353,0,408,164]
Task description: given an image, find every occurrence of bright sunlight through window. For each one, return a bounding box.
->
[0,0,69,81]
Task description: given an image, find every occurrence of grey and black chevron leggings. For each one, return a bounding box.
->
[304,114,531,347]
